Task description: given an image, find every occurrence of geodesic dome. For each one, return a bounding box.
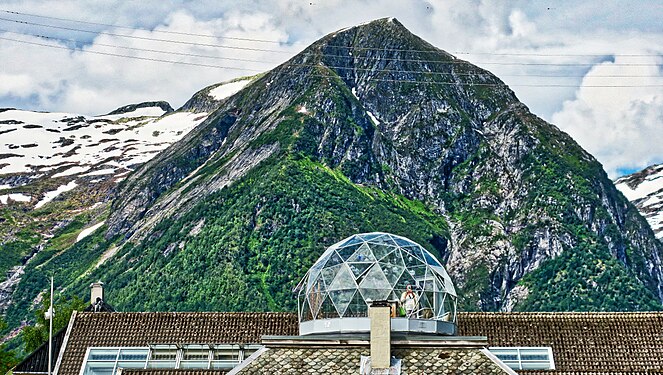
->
[294,233,457,331]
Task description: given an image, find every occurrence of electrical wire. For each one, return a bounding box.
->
[2,35,662,88]
[4,29,661,79]
[0,9,282,44]
[1,16,662,67]
[2,9,662,58]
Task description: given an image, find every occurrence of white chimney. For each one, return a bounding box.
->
[90,281,104,306]
[369,301,391,369]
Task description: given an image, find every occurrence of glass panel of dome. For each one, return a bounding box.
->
[369,234,399,247]
[359,288,391,302]
[308,291,327,317]
[408,265,427,280]
[380,250,405,268]
[348,262,373,278]
[358,263,391,290]
[422,250,442,267]
[325,250,343,268]
[370,243,395,260]
[318,294,339,319]
[402,245,425,261]
[337,243,361,260]
[300,297,313,321]
[443,277,457,296]
[337,235,363,248]
[329,289,356,316]
[347,243,376,262]
[307,273,325,298]
[345,291,367,317]
[321,264,341,288]
[328,264,357,290]
[393,236,414,247]
[401,251,424,267]
[358,233,382,241]
[394,270,417,290]
[378,262,404,286]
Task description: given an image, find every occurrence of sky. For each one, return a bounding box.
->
[0,0,661,177]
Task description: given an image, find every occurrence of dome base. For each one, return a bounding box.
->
[300,317,457,336]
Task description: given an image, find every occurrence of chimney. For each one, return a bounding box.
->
[90,281,104,306]
[368,301,391,369]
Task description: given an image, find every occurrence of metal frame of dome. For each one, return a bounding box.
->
[294,232,458,336]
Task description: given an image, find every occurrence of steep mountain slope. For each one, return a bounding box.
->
[615,163,663,240]
[4,18,662,332]
[0,78,253,318]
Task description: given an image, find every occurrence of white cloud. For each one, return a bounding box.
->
[552,55,663,177]
[0,1,661,175]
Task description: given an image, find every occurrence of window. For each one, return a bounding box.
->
[82,348,148,375]
[489,347,555,370]
[80,345,261,375]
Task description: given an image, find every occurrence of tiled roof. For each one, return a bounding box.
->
[13,328,66,374]
[458,312,663,374]
[36,311,663,375]
[122,370,227,375]
[232,347,511,374]
[56,312,297,375]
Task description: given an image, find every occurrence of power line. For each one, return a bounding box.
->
[1,16,662,68]
[0,29,281,65]
[0,9,282,44]
[4,29,662,80]
[2,9,663,59]
[0,17,292,54]
[2,35,662,88]
[0,36,261,72]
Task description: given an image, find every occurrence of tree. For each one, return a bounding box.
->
[0,317,18,375]
[22,295,87,353]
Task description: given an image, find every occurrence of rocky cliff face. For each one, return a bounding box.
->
[5,19,662,328]
[615,163,663,240]
[102,18,662,311]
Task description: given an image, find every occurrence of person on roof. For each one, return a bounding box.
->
[400,284,418,317]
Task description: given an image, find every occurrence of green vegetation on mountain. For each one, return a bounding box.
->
[66,155,449,312]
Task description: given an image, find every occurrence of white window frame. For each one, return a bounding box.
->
[79,345,262,375]
[488,347,555,370]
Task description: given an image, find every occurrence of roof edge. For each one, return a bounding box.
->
[53,310,77,375]
[480,348,519,375]
[226,346,269,375]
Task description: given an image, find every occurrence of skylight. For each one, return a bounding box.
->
[489,347,555,370]
[80,345,261,375]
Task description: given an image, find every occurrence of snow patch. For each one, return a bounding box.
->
[81,169,116,177]
[616,174,663,201]
[366,111,380,126]
[352,88,359,100]
[0,184,11,190]
[0,193,31,204]
[35,180,78,209]
[76,221,105,242]
[209,79,252,101]
[52,166,89,178]
[297,106,308,114]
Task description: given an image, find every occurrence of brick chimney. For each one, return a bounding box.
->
[369,301,391,369]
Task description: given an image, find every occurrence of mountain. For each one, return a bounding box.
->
[615,163,663,240]
[0,78,253,316]
[2,18,662,337]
